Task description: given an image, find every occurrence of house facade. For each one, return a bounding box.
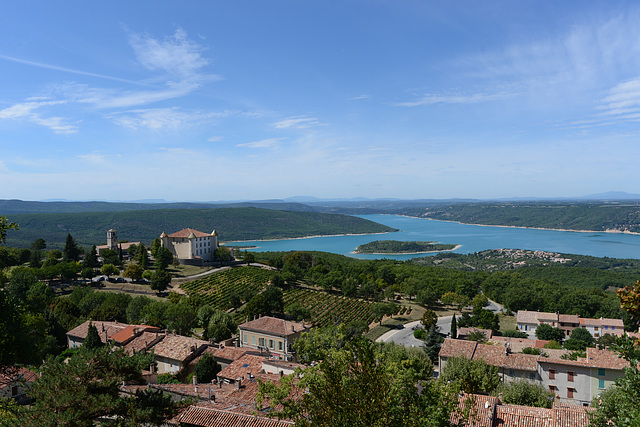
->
[160,228,218,263]
[439,338,627,406]
[516,310,623,338]
[238,316,309,361]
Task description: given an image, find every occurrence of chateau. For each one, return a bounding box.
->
[160,228,218,264]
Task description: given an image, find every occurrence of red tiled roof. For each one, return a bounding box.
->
[218,354,268,381]
[494,404,554,426]
[558,314,580,324]
[151,334,209,362]
[191,346,263,367]
[239,317,308,337]
[0,367,37,388]
[166,228,212,238]
[66,320,127,343]
[110,325,161,345]
[122,331,165,355]
[439,338,478,359]
[516,310,541,324]
[585,347,629,370]
[171,406,293,427]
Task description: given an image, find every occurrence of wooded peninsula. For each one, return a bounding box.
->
[354,240,457,254]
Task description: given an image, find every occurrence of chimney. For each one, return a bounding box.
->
[193,375,198,385]
[279,370,284,379]
[292,325,295,332]
[235,379,241,390]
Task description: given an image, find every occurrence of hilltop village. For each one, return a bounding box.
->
[1,220,640,426]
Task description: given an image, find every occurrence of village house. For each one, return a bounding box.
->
[516,310,623,338]
[439,337,628,406]
[151,334,209,375]
[238,316,310,361]
[66,320,129,348]
[0,367,37,404]
[160,228,218,264]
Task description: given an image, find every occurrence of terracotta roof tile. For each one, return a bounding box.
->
[516,310,541,324]
[191,346,263,367]
[218,354,268,381]
[151,334,209,362]
[66,320,127,343]
[110,325,161,345]
[0,367,37,388]
[494,404,554,426]
[171,406,294,427]
[439,338,477,359]
[122,331,165,355]
[166,228,212,238]
[239,317,308,337]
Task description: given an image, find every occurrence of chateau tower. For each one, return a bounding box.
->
[107,229,118,251]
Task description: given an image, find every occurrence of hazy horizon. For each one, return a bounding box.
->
[2,2,640,201]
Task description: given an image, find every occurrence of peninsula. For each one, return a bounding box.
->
[354,240,458,254]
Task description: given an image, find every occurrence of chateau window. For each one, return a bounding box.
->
[549,369,555,380]
[567,388,575,399]
[598,379,605,389]
[598,368,605,376]
[568,371,575,382]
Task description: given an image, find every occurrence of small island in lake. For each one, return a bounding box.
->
[354,240,459,254]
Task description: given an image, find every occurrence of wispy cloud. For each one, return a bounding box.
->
[237,138,286,148]
[393,91,514,107]
[207,136,223,142]
[0,28,220,133]
[349,94,370,100]
[0,99,78,133]
[273,116,322,129]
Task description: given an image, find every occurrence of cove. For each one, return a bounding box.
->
[225,214,640,260]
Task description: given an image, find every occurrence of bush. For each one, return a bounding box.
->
[502,329,528,339]
[157,373,180,384]
[522,347,545,356]
[413,328,427,340]
[496,379,554,408]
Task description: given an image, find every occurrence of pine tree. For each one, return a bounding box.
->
[136,243,149,269]
[63,233,80,261]
[82,245,98,268]
[450,314,457,339]
[84,322,104,350]
[422,324,442,363]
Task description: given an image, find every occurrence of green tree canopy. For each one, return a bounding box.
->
[439,355,500,395]
[150,269,171,293]
[194,353,221,384]
[535,323,565,342]
[495,379,554,408]
[205,310,238,342]
[564,327,595,351]
[63,233,81,261]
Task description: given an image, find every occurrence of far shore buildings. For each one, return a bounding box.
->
[516,310,624,338]
[160,228,219,264]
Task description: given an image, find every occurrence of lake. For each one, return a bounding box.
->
[226,214,640,260]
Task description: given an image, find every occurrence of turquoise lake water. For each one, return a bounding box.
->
[226,214,640,260]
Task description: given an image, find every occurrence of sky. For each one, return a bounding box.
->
[2,1,640,202]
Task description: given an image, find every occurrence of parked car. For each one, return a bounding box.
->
[107,277,117,283]
[115,277,126,283]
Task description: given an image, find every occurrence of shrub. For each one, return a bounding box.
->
[502,329,528,339]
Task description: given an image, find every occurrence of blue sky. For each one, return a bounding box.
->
[1,1,640,201]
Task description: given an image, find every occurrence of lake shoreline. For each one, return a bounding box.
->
[222,230,395,245]
[394,214,640,236]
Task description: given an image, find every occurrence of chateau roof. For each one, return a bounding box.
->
[167,228,212,239]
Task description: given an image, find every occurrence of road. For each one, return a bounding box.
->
[376,298,504,347]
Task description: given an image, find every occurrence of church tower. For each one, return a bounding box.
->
[107,229,118,251]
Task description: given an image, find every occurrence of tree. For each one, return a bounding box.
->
[244,286,284,317]
[535,323,565,342]
[0,216,18,244]
[126,296,153,324]
[214,247,232,263]
[197,305,216,328]
[150,269,171,292]
[24,346,180,425]
[496,379,554,408]
[123,264,144,281]
[82,245,99,268]
[194,353,221,384]
[154,247,173,271]
[150,237,162,259]
[420,309,438,330]
[466,330,488,343]
[205,310,238,342]
[63,233,81,261]
[439,356,500,395]
[101,263,119,278]
[100,248,119,266]
[451,314,457,339]
[286,303,312,322]
[471,293,488,309]
[243,251,255,265]
[372,302,396,325]
[422,324,443,363]
[257,337,460,427]
[83,322,104,350]
[136,243,149,269]
[564,327,594,351]
[165,303,196,336]
[31,238,47,251]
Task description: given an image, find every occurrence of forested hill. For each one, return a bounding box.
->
[398,202,640,233]
[3,207,397,249]
[0,199,318,214]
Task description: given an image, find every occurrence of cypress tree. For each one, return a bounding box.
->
[451,314,457,339]
[84,322,104,350]
[63,233,80,261]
